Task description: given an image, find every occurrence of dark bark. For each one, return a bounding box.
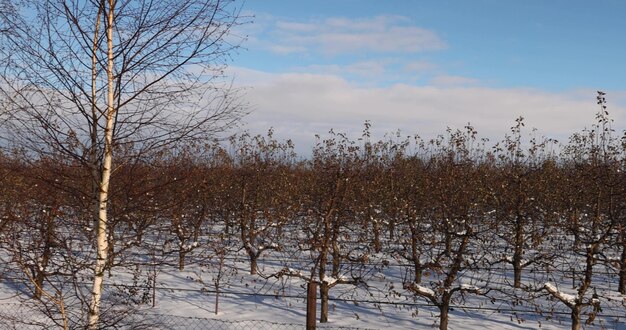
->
[571,305,581,330]
[618,238,626,294]
[249,254,258,276]
[438,295,451,330]
[178,250,186,271]
[319,281,329,323]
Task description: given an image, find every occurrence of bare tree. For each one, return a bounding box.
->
[540,93,620,330]
[489,118,558,289]
[0,0,246,327]
[229,131,295,275]
[401,127,494,330]
[304,131,369,323]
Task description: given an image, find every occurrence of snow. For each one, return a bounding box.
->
[262,242,280,250]
[323,276,338,286]
[286,268,302,276]
[1,252,623,330]
[503,255,528,265]
[322,275,348,286]
[460,284,480,292]
[2,224,625,330]
[544,282,576,305]
[414,284,435,296]
[180,242,200,250]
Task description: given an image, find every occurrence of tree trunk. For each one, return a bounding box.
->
[411,226,422,284]
[249,254,258,275]
[151,264,157,308]
[388,218,395,241]
[372,217,381,253]
[88,1,115,328]
[178,250,186,271]
[89,2,103,246]
[319,200,335,324]
[513,209,525,288]
[438,301,450,330]
[107,230,116,277]
[619,243,626,294]
[414,265,423,284]
[512,251,522,289]
[214,285,219,315]
[571,305,581,330]
[319,281,329,323]
[34,217,53,300]
[34,269,45,300]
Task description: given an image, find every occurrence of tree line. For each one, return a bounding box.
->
[0,105,624,329]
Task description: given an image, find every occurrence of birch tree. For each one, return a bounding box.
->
[0,0,245,327]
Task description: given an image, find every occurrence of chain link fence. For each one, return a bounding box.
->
[136,314,376,330]
[0,302,59,329]
[0,303,377,329]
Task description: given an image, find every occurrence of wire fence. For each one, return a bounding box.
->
[1,277,625,329]
[4,280,625,320]
[0,303,58,330]
[0,303,377,330]
[136,314,377,330]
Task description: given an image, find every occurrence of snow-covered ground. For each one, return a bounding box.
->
[2,236,625,330]
[1,211,625,330]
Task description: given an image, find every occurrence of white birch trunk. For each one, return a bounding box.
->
[88,1,115,328]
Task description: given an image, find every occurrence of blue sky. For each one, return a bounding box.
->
[228,0,626,151]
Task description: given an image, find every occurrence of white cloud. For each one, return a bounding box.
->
[268,45,307,54]
[227,66,277,85]
[293,61,388,79]
[404,60,438,73]
[292,59,440,85]
[274,21,317,33]
[265,15,446,55]
[431,75,480,87]
[230,67,626,154]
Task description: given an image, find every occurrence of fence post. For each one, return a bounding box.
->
[306,281,317,330]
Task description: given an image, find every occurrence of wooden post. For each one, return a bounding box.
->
[306,281,317,330]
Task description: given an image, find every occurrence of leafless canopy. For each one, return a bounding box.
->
[0,0,247,161]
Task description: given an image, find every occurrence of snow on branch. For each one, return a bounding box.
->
[544,282,576,308]
[405,282,436,302]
